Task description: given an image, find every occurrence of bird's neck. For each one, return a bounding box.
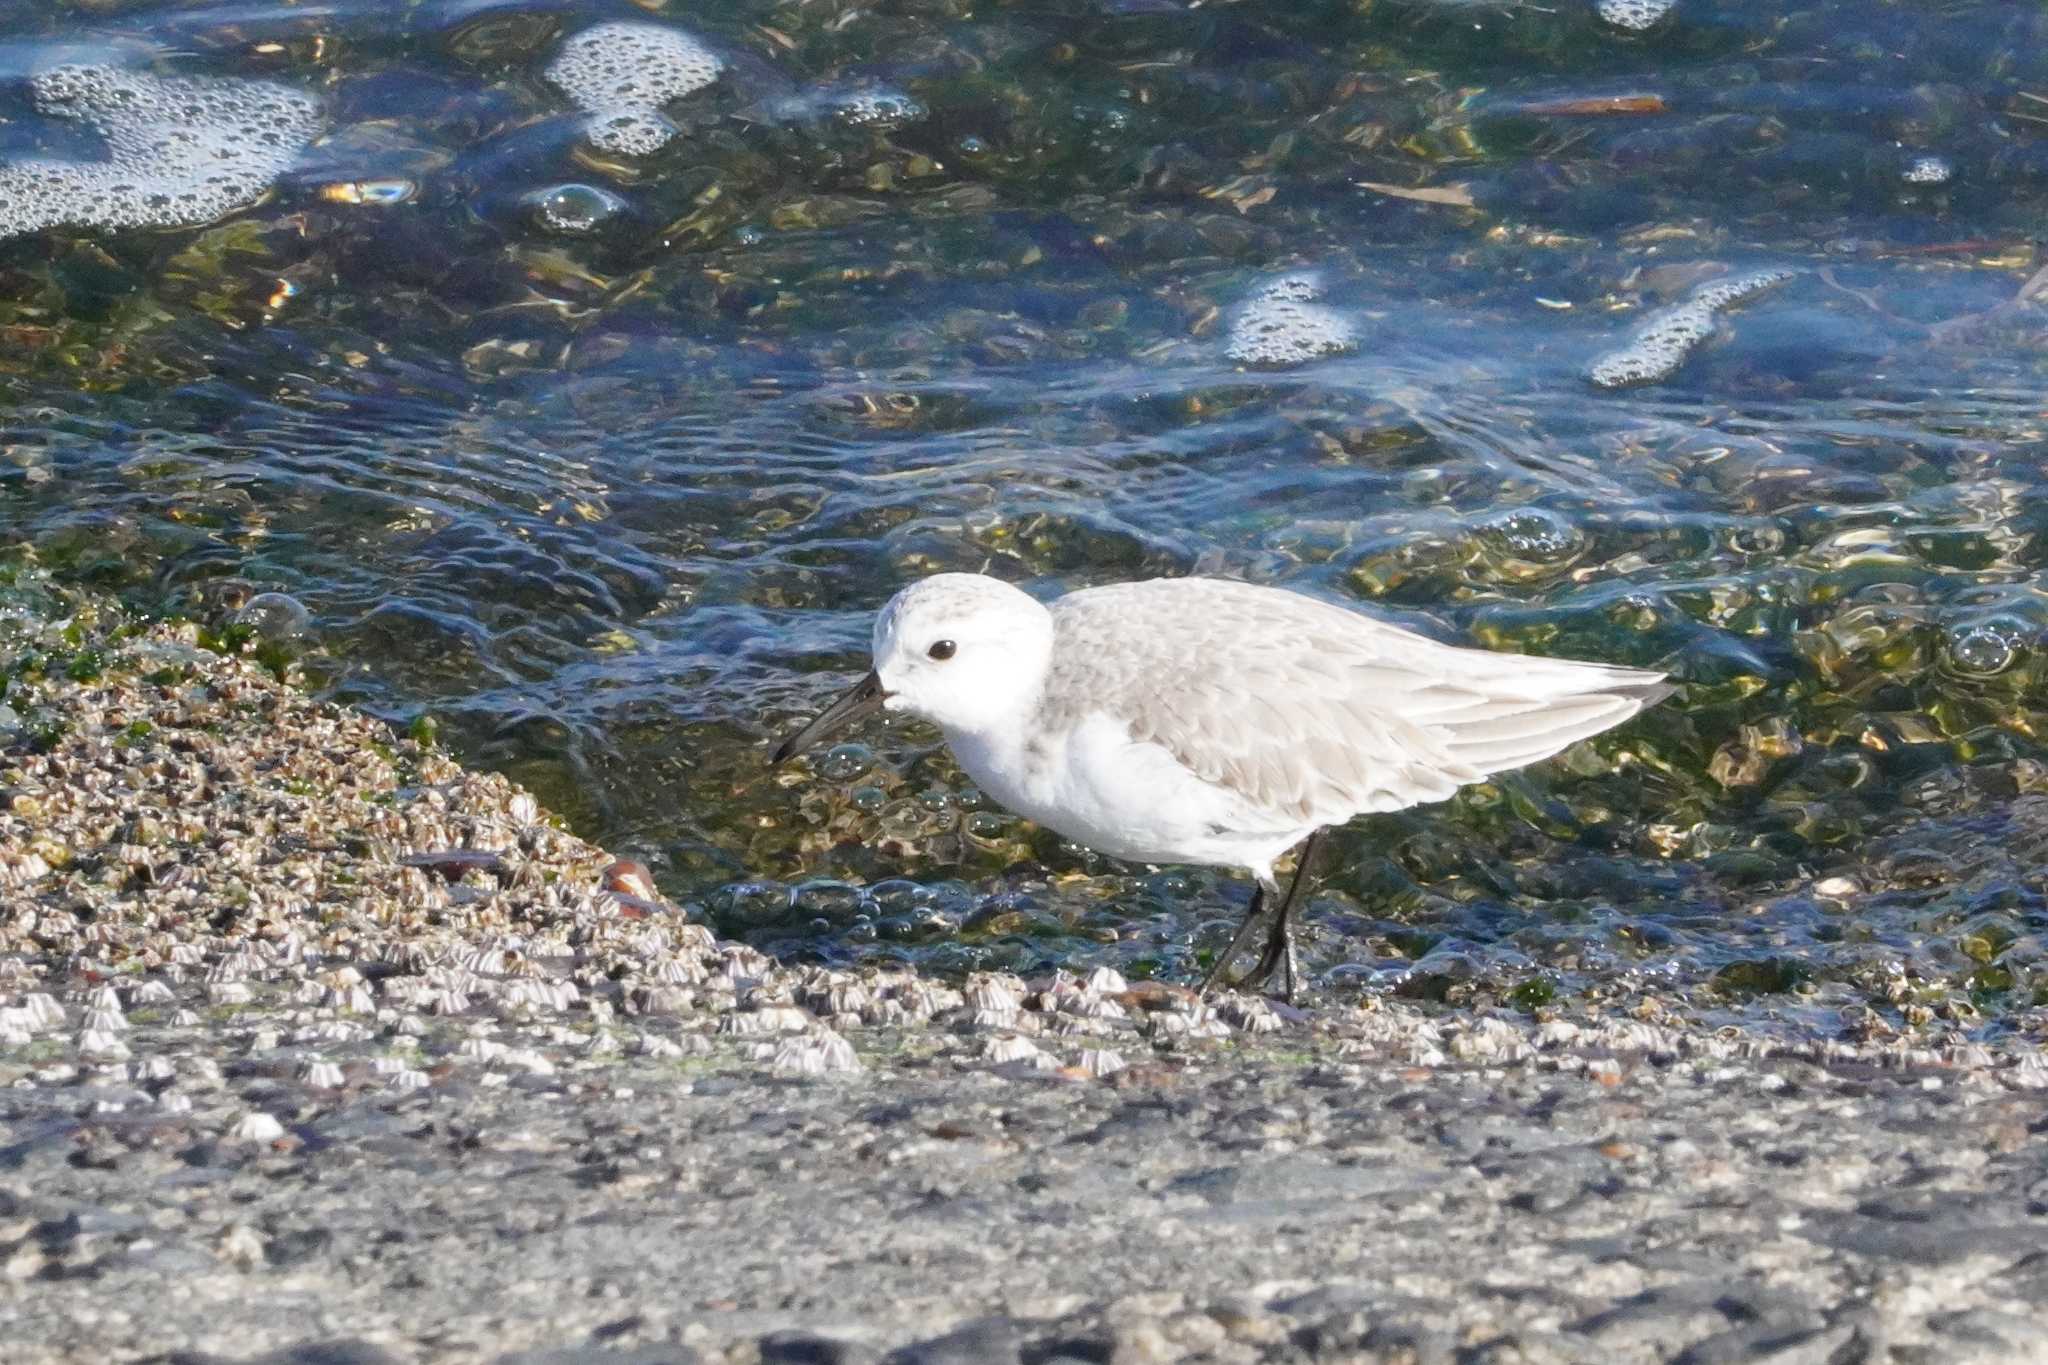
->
[938,686,1049,806]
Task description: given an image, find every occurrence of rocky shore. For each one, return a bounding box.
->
[4,613,2047,1364]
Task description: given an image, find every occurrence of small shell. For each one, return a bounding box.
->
[964,979,1020,1013]
[1147,1010,1229,1041]
[629,984,696,1016]
[126,979,175,1006]
[602,857,654,898]
[294,1020,370,1044]
[810,981,873,1014]
[76,1029,131,1060]
[299,1060,345,1088]
[499,1048,557,1076]
[652,956,707,987]
[770,1030,861,1076]
[80,1008,127,1034]
[981,1034,1043,1064]
[384,1067,430,1092]
[217,1223,266,1269]
[341,984,377,1013]
[227,1112,285,1143]
[1220,998,1282,1034]
[1075,1048,1126,1078]
[1082,966,1128,995]
[718,1006,811,1036]
[860,999,908,1027]
[2007,1056,2048,1091]
[1534,1020,1582,1049]
[1063,993,1128,1022]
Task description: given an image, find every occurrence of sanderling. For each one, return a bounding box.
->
[773,573,1672,1000]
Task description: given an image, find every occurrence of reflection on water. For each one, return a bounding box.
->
[6,0,2048,1032]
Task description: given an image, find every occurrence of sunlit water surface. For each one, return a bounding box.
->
[8,0,2048,1035]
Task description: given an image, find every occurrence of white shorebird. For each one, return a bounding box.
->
[773,573,1672,1000]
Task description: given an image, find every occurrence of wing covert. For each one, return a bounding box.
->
[1041,578,1667,825]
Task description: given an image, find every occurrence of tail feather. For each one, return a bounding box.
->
[1440,668,1670,776]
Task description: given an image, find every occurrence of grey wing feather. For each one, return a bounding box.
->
[1044,578,1670,826]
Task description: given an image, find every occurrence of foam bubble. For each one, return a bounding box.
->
[1587,302,1716,388]
[1902,155,1952,185]
[0,64,321,240]
[524,182,630,234]
[1686,267,1796,312]
[1226,274,1358,367]
[546,21,724,156]
[1588,268,1794,389]
[834,88,927,130]
[759,84,928,131]
[1596,0,1677,31]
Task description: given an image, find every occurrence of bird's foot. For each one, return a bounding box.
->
[1198,919,1298,1004]
[1234,920,1298,1004]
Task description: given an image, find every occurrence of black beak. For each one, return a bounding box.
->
[771,671,888,767]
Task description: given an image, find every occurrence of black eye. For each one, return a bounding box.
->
[926,639,957,661]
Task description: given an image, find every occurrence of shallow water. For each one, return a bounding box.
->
[6,0,2048,1032]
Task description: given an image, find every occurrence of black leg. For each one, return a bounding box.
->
[1237,828,1326,1003]
[1198,882,1268,998]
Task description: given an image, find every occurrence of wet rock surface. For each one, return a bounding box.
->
[4,617,2047,1363]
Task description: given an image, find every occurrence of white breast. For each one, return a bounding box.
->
[947,711,1308,878]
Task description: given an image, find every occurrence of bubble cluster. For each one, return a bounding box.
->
[833,88,927,130]
[546,21,724,156]
[1588,267,1795,389]
[1686,267,1796,311]
[1902,155,1952,185]
[0,64,321,241]
[1595,0,1677,31]
[1587,304,1715,389]
[760,84,928,131]
[1477,507,1587,571]
[1225,274,1359,367]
